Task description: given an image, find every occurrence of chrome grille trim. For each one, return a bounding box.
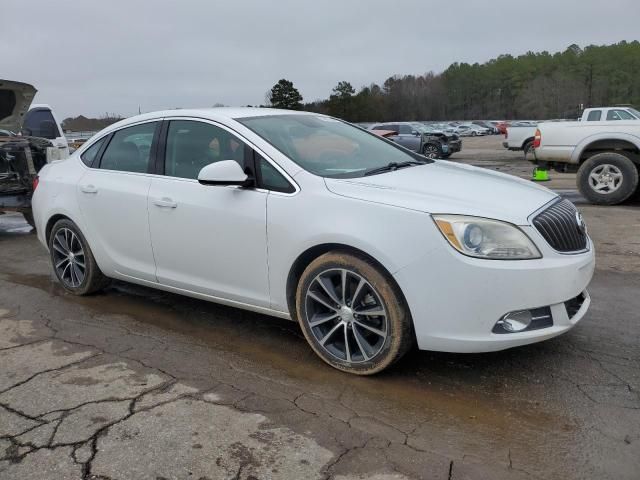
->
[532,199,588,253]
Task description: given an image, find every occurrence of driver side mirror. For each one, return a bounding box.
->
[198,160,253,187]
[412,131,420,136]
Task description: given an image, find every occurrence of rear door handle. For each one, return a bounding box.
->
[153,197,177,209]
[80,184,98,194]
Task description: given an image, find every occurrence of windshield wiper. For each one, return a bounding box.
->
[363,160,425,177]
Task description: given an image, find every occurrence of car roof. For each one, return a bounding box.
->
[99,107,314,135]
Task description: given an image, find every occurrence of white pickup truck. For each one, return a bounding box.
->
[533,106,640,205]
[502,124,538,159]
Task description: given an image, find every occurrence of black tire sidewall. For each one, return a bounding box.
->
[577,152,639,205]
[295,252,411,375]
[48,219,100,295]
[23,211,36,229]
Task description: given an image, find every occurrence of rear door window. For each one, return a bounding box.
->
[99,122,158,173]
[586,110,601,121]
[23,108,60,139]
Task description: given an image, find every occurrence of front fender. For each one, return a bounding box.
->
[571,131,640,163]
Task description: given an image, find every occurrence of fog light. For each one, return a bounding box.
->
[495,310,532,332]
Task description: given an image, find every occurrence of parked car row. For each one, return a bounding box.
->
[369,122,461,159]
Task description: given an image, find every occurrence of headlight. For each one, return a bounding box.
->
[432,215,542,260]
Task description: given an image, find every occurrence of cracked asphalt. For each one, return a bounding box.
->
[1,137,639,479]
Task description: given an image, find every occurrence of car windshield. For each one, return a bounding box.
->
[627,107,640,119]
[238,114,430,178]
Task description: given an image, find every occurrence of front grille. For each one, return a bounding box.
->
[532,199,588,252]
[565,292,586,318]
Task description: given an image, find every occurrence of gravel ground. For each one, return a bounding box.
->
[1,137,639,479]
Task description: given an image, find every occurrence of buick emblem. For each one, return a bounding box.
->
[575,211,587,236]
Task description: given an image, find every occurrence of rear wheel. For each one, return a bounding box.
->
[577,152,638,205]
[295,252,413,375]
[48,219,110,295]
[523,141,535,162]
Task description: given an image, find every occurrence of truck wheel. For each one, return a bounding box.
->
[523,141,534,162]
[577,152,639,205]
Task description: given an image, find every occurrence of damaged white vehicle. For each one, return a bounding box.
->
[0,79,68,227]
[32,108,594,374]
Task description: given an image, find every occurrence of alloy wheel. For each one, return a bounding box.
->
[588,164,623,194]
[423,144,439,159]
[304,268,388,363]
[51,228,86,288]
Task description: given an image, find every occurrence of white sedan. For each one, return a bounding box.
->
[32,108,595,374]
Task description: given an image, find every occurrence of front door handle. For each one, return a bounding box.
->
[153,197,177,209]
[80,184,98,194]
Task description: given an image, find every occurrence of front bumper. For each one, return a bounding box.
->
[393,232,595,353]
[448,140,462,152]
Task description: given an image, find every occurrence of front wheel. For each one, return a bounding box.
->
[295,252,413,375]
[577,152,638,205]
[471,131,477,137]
[422,143,440,159]
[48,219,110,295]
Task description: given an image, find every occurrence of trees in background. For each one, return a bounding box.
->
[62,114,123,132]
[302,41,640,122]
[267,79,303,110]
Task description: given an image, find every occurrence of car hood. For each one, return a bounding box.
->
[324,160,558,225]
[0,79,37,133]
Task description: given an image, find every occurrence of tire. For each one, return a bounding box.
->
[422,143,440,159]
[577,152,639,205]
[471,131,477,137]
[295,251,413,375]
[48,219,110,295]
[23,211,36,230]
[523,141,534,162]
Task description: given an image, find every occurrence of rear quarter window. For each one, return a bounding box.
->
[80,137,107,167]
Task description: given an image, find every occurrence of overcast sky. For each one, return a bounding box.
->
[2,0,639,119]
